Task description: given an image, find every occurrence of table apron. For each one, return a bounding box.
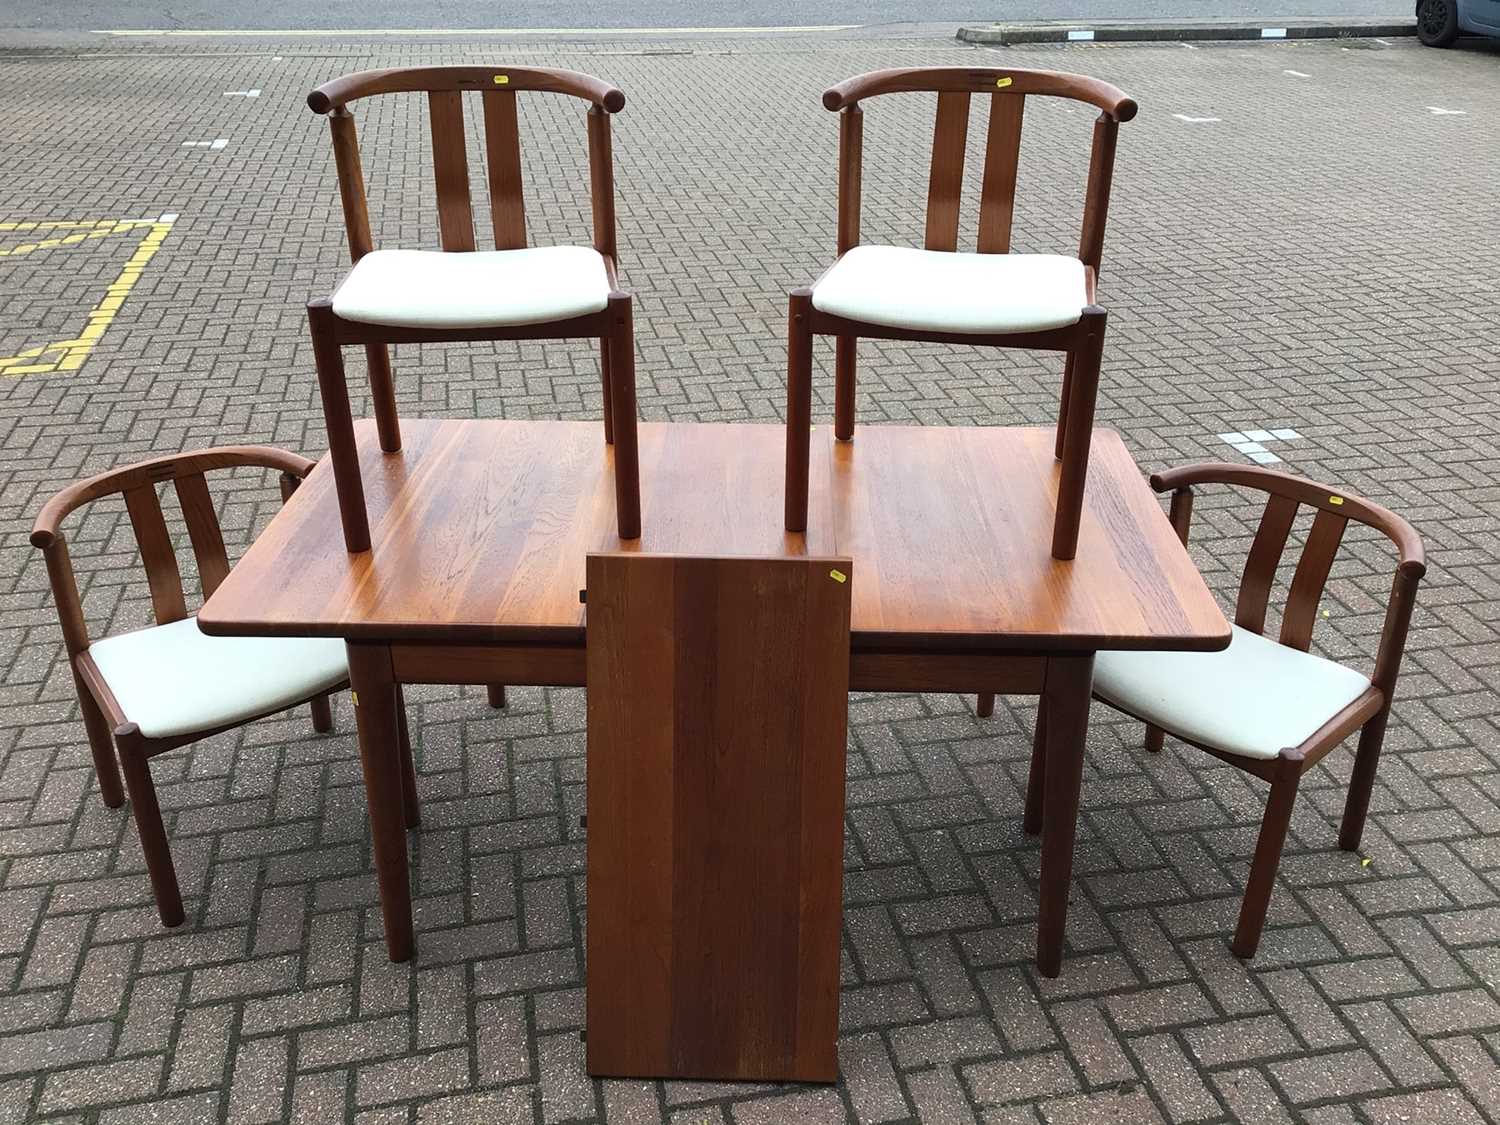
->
[388,643,587,687]
[850,650,1047,694]
[385,642,1052,696]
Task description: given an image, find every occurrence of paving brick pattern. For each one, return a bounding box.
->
[1,29,1497,1124]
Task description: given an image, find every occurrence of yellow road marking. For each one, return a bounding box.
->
[0,219,127,231]
[0,216,175,377]
[0,220,156,259]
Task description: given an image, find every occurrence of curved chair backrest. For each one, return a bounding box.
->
[1150,463,1425,698]
[31,448,316,657]
[307,66,626,264]
[821,66,1137,270]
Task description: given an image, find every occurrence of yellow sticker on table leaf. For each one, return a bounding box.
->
[1329,496,1344,506]
[996,76,1013,88]
[493,74,509,85]
[829,569,847,584]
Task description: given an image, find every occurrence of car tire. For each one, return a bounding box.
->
[1417,0,1460,46]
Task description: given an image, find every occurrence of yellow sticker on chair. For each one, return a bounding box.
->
[829,569,847,584]
[1329,496,1344,506]
[493,74,510,85]
[996,77,1013,88]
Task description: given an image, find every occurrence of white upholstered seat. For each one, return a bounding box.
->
[1093,625,1372,761]
[811,245,1089,335]
[332,246,612,330]
[88,617,348,740]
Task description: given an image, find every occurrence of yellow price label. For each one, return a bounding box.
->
[829,569,847,584]
[493,74,510,85]
[996,76,1013,88]
[1329,496,1344,506]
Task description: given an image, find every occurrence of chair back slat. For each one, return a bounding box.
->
[482,89,527,250]
[586,105,618,261]
[328,110,375,262]
[1280,509,1348,652]
[123,484,188,625]
[428,91,476,251]
[977,93,1024,254]
[1078,115,1120,270]
[837,106,863,256]
[173,473,231,599]
[1235,494,1298,634]
[924,92,970,252]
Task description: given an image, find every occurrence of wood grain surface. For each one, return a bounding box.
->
[200,420,1226,653]
[827,425,1227,650]
[584,553,851,1081]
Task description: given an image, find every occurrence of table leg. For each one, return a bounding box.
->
[346,642,414,962]
[1036,652,1094,978]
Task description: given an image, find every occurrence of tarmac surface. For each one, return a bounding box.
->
[1,26,1497,1125]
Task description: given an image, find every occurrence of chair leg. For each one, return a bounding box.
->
[486,684,507,710]
[1051,308,1107,561]
[1054,351,1076,461]
[835,335,856,441]
[115,730,184,927]
[599,335,616,446]
[1339,708,1389,852]
[785,289,815,533]
[976,692,995,718]
[606,294,641,540]
[77,682,124,808]
[308,300,371,553]
[1023,705,1047,836]
[1232,764,1300,959]
[396,686,420,831]
[310,692,334,733]
[364,343,402,454]
[1145,723,1165,753]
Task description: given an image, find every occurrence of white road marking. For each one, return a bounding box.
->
[1173,114,1221,123]
[1214,428,1301,464]
[98,24,861,36]
[224,89,262,97]
[182,139,229,149]
[1284,69,1310,77]
[1428,106,1467,115]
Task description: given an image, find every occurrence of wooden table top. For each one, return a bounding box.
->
[199,419,1229,653]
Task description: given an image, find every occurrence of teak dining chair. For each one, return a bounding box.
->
[305,65,641,553]
[784,66,1137,559]
[30,448,418,928]
[1018,464,1425,959]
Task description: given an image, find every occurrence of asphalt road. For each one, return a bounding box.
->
[4,0,1409,32]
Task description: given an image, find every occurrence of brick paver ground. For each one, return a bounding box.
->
[1,27,1497,1125]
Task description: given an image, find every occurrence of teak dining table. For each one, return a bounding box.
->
[198,416,1229,1078]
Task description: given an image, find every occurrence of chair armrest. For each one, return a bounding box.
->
[31,446,316,549]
